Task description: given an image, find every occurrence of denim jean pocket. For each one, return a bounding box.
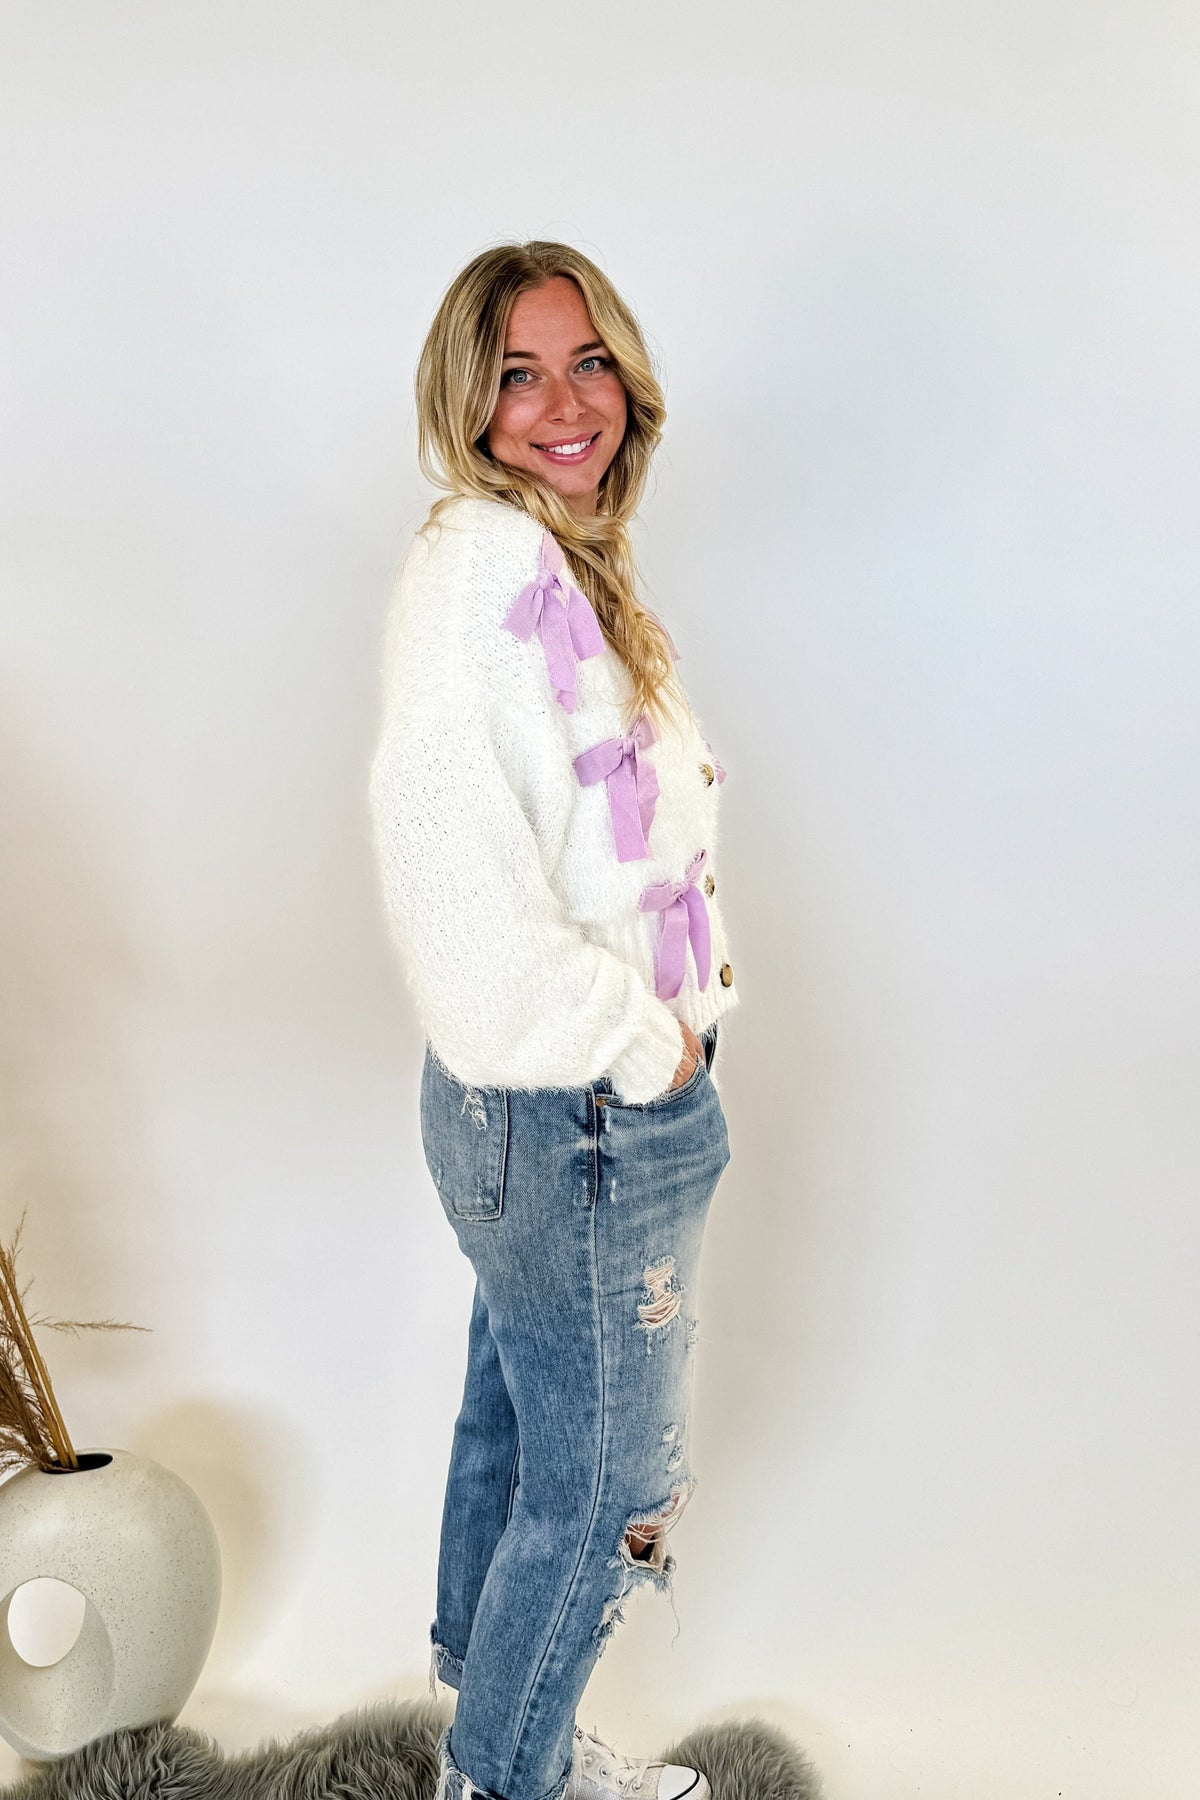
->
[420,1049,508,1221]
[604,1047,708,1111]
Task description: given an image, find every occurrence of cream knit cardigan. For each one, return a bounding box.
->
[368,495,738,1104]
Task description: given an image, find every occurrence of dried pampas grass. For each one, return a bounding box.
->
[0,1212,147,1476]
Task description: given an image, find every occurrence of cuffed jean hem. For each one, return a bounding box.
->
[436,1725,572,1800]
[431,1627,464,1692]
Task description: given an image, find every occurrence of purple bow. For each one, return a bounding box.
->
[573,716,660,862]
[639,848,712,1000]
[705,740,727,784]
[502,532,605,713]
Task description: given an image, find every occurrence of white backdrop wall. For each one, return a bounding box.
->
[2,4,1196,1796]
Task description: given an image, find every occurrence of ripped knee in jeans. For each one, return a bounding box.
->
[622,1483,692,1565]
[593,1483,696,1653]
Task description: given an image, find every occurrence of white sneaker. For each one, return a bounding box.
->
[569,1727,711,1800]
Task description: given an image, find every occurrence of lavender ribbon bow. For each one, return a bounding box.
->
[573,716,660,862]
[639,848,712,1000]
[502,532,605,713]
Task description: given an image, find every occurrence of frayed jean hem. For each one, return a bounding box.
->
[435,1725,572,1800]
[430,1626,465,1693]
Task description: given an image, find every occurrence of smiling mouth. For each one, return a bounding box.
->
[533,432,601,461]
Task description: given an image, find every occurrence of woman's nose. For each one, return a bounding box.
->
[544,377,585,422]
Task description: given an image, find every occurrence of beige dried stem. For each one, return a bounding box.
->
[0,1213,148,1476]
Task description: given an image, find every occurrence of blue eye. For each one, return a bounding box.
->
[500,355,612,390]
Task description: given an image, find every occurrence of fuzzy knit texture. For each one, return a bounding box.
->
[368,496,739,1104]
[0,1702,822,1800]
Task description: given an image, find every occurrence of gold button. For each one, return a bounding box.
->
[699,762,715,785]
[719,962,733,987]
[704,873,715,897]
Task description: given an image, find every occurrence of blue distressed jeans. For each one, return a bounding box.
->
[420,1023,730,1800]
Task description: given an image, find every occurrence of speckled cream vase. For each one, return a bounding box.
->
[0,1449,221,1761]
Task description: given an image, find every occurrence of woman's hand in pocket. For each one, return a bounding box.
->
[669,1022,706,1090]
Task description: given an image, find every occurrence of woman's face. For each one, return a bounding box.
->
[485,276,628,517]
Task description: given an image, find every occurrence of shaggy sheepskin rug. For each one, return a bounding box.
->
[1,1698,821,1800]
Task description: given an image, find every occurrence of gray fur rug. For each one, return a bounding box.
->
[1,1698,821,1800]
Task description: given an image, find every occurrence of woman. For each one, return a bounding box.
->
[369,241,738,1800]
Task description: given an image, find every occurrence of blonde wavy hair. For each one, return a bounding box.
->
[415,240,690,738]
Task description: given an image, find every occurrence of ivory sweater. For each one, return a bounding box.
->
[368,495,739,1104]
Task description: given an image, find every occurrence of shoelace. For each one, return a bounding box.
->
[575,1727,653,1794]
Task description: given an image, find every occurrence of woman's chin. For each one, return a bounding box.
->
[545,455,613,508]
[491,449,609,514]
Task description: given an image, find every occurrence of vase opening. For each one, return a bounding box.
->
[6,1578,87,1668]
[44,1452,114,1474]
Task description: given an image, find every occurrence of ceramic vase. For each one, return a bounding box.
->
[0,1448,221,1760]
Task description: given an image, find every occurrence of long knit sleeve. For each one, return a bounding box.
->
[369,500,689,1103]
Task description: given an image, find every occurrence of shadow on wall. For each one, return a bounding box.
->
[0,712,171,1361]
[0,717,323,1678]
[131,1399,314,1680]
